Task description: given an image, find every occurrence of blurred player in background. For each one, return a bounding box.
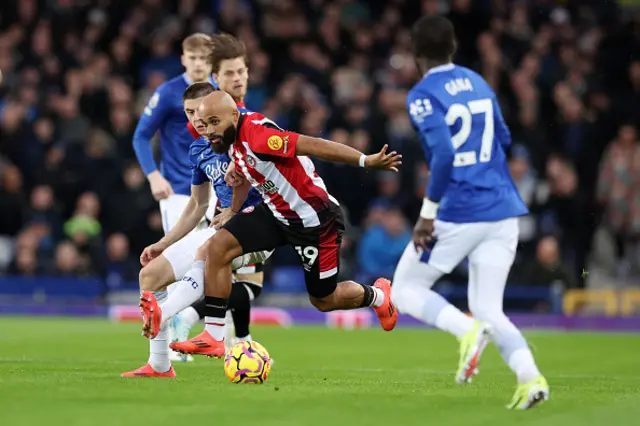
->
[166,90,402,358]
[191,34,267,347]
[132,33,217,362]
[158,34,269,348]
[209,34,251,113]
[391,16,549,409]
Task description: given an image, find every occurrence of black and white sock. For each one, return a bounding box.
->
[359,284,385,308]
[204,296,227,340]
[228,281,262,340]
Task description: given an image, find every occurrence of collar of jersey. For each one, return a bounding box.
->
[236,113,246,139]
[182,73,217,87]
[424,63,455,77]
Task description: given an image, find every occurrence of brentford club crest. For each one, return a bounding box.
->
[242,206,255,214]
[245,155,257,168]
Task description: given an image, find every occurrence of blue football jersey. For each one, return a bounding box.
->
[189,104,262,210]
[407,64,528,223]
[133,73,217,196]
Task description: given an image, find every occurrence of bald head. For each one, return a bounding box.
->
[198,90,237,118]
[197,91,241,154]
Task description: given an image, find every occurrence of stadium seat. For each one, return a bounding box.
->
[0,276,105,302]
[268,267,306,293]
[563,289,618,316]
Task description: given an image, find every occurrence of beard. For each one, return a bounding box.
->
[208,124,237,154]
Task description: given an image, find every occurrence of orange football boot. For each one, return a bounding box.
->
[372,278,398,331]
[140,291,162,339]
[120,364,176,378]
[170,330,226,358]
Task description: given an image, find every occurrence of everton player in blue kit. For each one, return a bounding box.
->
[133,33,218,229]
[181,34,269,352]
[122,35,270,378]
[132,33,217,363]
[391,16,548,409]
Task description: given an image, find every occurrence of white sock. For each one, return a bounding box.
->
[224,310,234,325]
[180,306,201,329]
[160,261,205,324]
[371,287,385,307]
[204,316,226,340]
[508,348,541,384]
[224,310,235,342]
[435,304,475,339]
[148,291,171,372]
[237,334,252,342]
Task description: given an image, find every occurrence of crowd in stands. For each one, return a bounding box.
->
[0,0,639,301]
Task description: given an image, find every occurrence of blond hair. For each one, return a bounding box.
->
[182,33,212,53]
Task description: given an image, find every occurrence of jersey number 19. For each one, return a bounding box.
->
[445,98,494,167]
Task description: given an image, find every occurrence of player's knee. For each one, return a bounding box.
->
[139,257,173,292]
[206,231,241,265]
[469,305,504,324]
[139,265,157,291]
[308,288,339,312]
[195,242,208,261]
[307,277,339,312]
[206,241,231,264]
[308,296,334,312]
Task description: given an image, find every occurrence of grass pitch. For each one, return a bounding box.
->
[1,318,640,426]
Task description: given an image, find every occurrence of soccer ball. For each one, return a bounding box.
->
[223,341,271,384]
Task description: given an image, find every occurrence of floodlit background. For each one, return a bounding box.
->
[2,2,640,426]
[0,0,639,320]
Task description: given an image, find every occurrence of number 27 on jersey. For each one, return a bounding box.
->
[410,97,495,168]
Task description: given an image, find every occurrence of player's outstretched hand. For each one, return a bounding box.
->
[212,207,236,230]
[140,242,167,266]
[148,171,174,201]
[365,144,402,172]
[413,218,435,252]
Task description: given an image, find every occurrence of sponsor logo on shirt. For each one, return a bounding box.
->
[257,180,279,194]
[204,159,229,184]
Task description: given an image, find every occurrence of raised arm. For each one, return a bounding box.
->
[245,125,402,172]
[296,136,401,171]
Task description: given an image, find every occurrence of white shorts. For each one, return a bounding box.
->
[159,194,208,234]
[163,228,217,279]
[163,226,269,281]
[423,217,519,273]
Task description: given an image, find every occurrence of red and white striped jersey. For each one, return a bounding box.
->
[231,114,339,228]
